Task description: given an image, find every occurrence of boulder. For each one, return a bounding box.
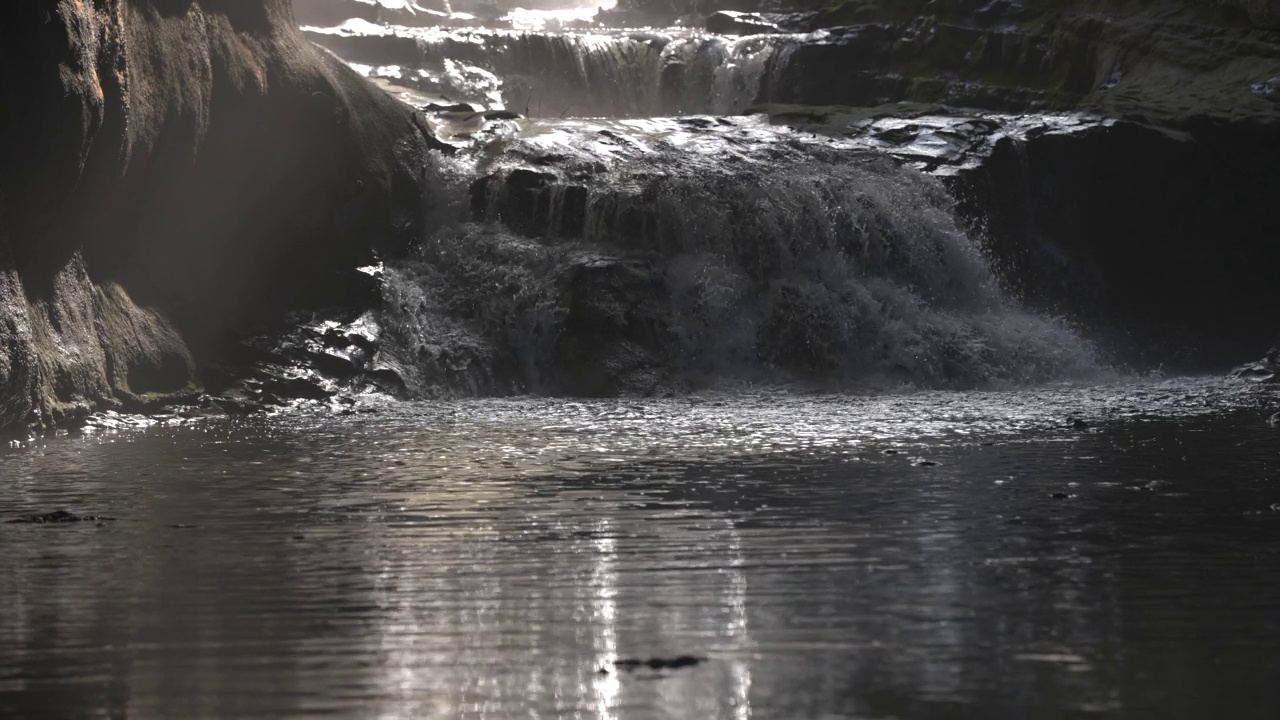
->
[0,0,436,431]
[293,0,380,26]
[705,11,781,35]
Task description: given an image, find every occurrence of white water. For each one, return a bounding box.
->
[369,116,1106,396]
[306,5,1107,397]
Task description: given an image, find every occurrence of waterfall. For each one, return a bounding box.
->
[375,118,1102,396]
[327,27,806,116]
[295,7,1106,396]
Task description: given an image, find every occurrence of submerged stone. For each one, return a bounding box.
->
[614,655,706,671]
[8,511,116,524]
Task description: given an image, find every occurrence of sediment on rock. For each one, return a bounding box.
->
[0,0,436,430]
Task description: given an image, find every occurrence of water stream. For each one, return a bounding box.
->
[3,2,1279,717]
[2,380,1279,717]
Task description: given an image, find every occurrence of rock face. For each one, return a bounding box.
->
[292,0,452,28]
[0,0,433,430]
[738,0,1280,366]
[948,117,1280,365]
[757,0,1280,126]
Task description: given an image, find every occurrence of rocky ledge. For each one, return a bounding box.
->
[749,104,1280,366]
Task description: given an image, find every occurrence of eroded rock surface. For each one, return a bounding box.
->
[0,0,434,431]
[751,105,1280,365]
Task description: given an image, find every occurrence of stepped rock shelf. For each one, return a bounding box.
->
[2,0,1278,432]
[300,0,1280,367]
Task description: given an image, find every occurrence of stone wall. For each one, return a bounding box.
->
[0,0,433,430]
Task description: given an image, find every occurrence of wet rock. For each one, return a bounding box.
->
[376,1,452,28]
[261,376,335,402]
[211,396,267,416]
[1069,418,1089,430]
[472,168,589,239]
[8,511,115,524]
[1233,361,1278,382]
[792,1,1280,124]
[1252,76,1280,103]
[366,366,410,396]
[0,0,437,434]
[613,655,706,671]
[705,11,782,35]
[307,349,364,380]
[302,26,424,69]
[294,0,452,28]
[1234,342,1280,383]
[293,0,380,27]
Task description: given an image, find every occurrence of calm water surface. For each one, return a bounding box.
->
[2,378,1278,719]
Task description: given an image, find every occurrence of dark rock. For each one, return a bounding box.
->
[772,2,1280,128]
[376,2,452,28]
[937,116,1280,368]
[1252,76,1280,102]
[261,375,335,401]
[0,0,437,433]
[307,349,364,380]
[1240,341,1280,382]
[367,365,410,396]
[8,511,116,524]
[302,27,424,68]
[211,396,267,416]
[705,11,782,35]
[294,0,451,28]
[1070,418,1089,430]
[1233,361,1277,382]
[292,0,380,27]
[614,655,706,671]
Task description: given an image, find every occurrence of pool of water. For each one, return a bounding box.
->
[2,377,1278,718]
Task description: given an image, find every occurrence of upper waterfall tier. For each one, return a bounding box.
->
[305,23,811,117]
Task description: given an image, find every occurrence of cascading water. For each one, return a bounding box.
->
[375,117,1103,396]
[296,1,1105,397]
[305,21,809,116]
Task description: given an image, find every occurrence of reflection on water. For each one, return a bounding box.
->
[1,378,1279,718]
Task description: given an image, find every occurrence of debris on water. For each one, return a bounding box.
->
[882,449,902,455]
[913,458,941,467]
[169,524,198,529]
[8,510,116,524]
[1050,492,1072,500]
[1069,418,1089,430]
[1267,412,1279,427]
[613,655,705,672]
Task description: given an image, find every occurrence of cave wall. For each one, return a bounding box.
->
[0,0,433,429]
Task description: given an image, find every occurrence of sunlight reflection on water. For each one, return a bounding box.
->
[1,377,1278,718]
